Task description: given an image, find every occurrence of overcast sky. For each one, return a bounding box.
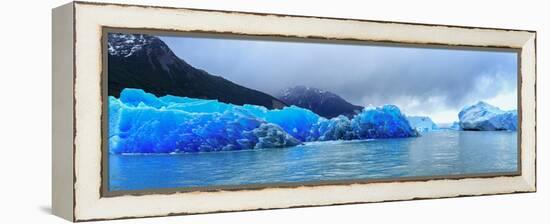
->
[159,35,517,124]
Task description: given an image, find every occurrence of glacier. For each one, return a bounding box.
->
[407,116,438,132]
[458,101,517,131]
[109,88,417,154]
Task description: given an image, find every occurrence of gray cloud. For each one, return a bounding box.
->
[160,35,517,121]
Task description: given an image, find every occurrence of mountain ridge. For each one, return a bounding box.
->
[108,33,286,109]
[277,86,363,118]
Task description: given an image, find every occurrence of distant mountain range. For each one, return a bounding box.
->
[277,86,363,118]
[108,33,286,109]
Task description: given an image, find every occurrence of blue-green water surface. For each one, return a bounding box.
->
[109,131,517,191]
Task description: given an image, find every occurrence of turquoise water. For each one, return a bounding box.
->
[109,131,518,191]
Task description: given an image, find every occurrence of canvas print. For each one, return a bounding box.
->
[106,32,519,192]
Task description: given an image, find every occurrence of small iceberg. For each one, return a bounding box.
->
[458,101,517,131]
[407,116,438,132]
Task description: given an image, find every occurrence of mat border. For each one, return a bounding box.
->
[100,27,523,197]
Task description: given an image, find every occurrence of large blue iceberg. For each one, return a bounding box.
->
[351,105,419,139]
[109,89,417,154]
[407,116,438,132]
[458,101,517,131]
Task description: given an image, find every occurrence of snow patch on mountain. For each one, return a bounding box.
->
[108,33,155,57]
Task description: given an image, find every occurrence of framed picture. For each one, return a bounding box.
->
[52,1,537,222]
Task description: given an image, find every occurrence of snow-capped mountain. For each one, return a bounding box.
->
[458,101,517,131]
[108,33,286,109]
[108,33,158,57]
[276,86,363,118]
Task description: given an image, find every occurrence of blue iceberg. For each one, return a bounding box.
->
[314,116,356,141]
[407,116,439,132]
[250,123,302,149]
[458,101,517,131]
[109,88,417,154]
[350,105,418,139]
[310,106,418,141]
[241,104,321,142]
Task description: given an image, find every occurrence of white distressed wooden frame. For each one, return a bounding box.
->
[52,1,536,222]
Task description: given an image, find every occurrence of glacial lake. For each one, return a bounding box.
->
[109,131,518,191]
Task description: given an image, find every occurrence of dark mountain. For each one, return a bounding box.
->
[107,33,286,109]
[277,86,363,118]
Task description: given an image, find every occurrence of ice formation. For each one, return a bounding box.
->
[450,121,461,130]
[314,116,356,141]
[407,116,439,132]
[350,105,418,139]
[458,101,517,131]
[436,121,462,131]
[109,88,417,154]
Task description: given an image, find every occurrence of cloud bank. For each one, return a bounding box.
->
[160,35,517,123]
